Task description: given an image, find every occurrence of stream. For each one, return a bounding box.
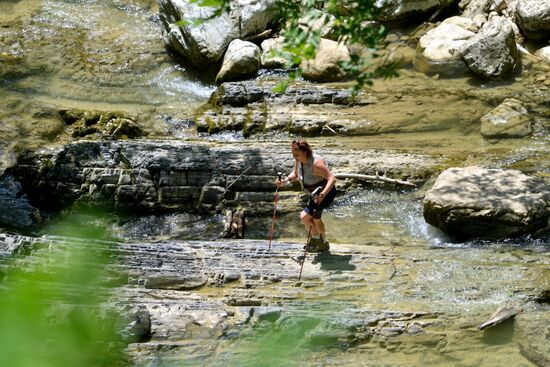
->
[0,1,548,366]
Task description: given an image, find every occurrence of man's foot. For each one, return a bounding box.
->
[291,255,305,263]
[316,237,330,252]
[305,237,329,253]
[304,237,320,252]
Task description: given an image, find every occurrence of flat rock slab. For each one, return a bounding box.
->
[1,233,548,366]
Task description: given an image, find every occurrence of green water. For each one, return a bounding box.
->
[0,0,214,168]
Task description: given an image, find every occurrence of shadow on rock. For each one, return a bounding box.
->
[311,252,356,271]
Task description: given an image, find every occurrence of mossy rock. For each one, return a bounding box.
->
[243,120,265,137]
[105,118,144,139]
[59,109,84,125]
[59,109,140,139]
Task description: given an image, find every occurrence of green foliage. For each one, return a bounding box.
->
[175,0,231,27]
[0,209,128,367]
[273,0,397,95]
[174,0,397,95]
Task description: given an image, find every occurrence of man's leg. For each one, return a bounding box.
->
[300,210,318,236]
[312,218,325,239]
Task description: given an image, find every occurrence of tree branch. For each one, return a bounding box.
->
[334,173,417,188]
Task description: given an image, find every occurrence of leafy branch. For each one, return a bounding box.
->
[178,0,397,95]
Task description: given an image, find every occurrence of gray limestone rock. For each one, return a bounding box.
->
[260,37,288,69]
[515,0,550,40]
[8,140,436,215]
[480,98,532,138]
[158,0,274,67]
[215,39,261,83]
[116,304,152,343]
[462,17,520,80]
[423,166,550,239]
[300,38,351,83]
[414,16,477,77]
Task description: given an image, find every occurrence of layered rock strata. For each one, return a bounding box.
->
[1,233,548,365]
[195,80,490,137]
[6,140,437,217]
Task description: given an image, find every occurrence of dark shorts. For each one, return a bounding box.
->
[303,186,337,219]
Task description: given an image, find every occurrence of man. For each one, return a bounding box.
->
[276,139,337,252]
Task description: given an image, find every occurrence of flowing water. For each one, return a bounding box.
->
[1,1,549,366]
[0,0,214,167]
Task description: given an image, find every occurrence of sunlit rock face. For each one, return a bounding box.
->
[515,0,550,40]
[414,16,477,77]
[300,38,351,82]
[215,39,261,83]
[461,17,520,80]
[158,0,274,66]
[480,98,532,138]
[423,167,550,240]
[7,140,435,216]
[376,0,458,22]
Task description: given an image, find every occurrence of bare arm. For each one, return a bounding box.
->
[312,158,336,200]
[276,160,299,187]
[288,160,298,182]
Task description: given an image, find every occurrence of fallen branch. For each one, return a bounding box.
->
[323,123,345,136]
[389,260,397,280]
[221,166,252,199]
[334,173,417,188]
[243,29,272,42]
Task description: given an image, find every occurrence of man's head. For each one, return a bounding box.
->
[291,139,312,159]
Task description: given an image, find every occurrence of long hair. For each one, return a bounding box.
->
[291,139,312,158]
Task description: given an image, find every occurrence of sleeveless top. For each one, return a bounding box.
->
[298,153,327,194]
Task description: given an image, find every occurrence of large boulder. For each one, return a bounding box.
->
[301,38,351,82]
[376,0,458,22]
[515,0,550,40]
[0,175,40,230]
[461,17,520,80]
[414,16,477,76]
[515,312,550,367]
[423,167,550,240]
[260,37,288,68]
[158,0,274,66]
[480,98,532,138]
[215,39,261,83]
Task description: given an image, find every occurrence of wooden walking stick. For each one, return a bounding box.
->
[268,172,282,251]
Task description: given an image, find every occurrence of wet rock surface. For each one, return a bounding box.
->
[0,233,547,366]
[1,1,549,366]
[0,175,39,230]
[195,63,550,138]
[480,98,532,138]
[515,312,550,367]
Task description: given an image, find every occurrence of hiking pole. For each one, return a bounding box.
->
[298,223,313,281]
[268,172,282,251]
